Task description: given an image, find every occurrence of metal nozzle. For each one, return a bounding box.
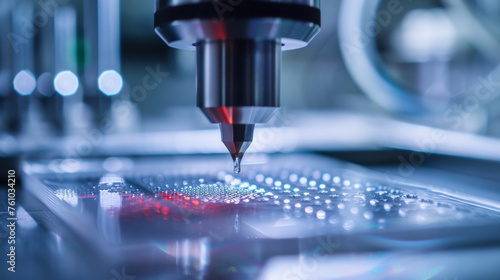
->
[197,40,281,172]
[220,124,255,173]
[154,0,321,173]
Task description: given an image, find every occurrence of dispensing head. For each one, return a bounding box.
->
[154,0,321,172]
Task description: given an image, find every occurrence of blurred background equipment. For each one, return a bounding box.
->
[1,0,500,160]
[1,0,500,279]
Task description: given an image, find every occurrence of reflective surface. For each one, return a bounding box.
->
[197,40,281,119]
[18,154,500,279]
[155,0,321,50]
